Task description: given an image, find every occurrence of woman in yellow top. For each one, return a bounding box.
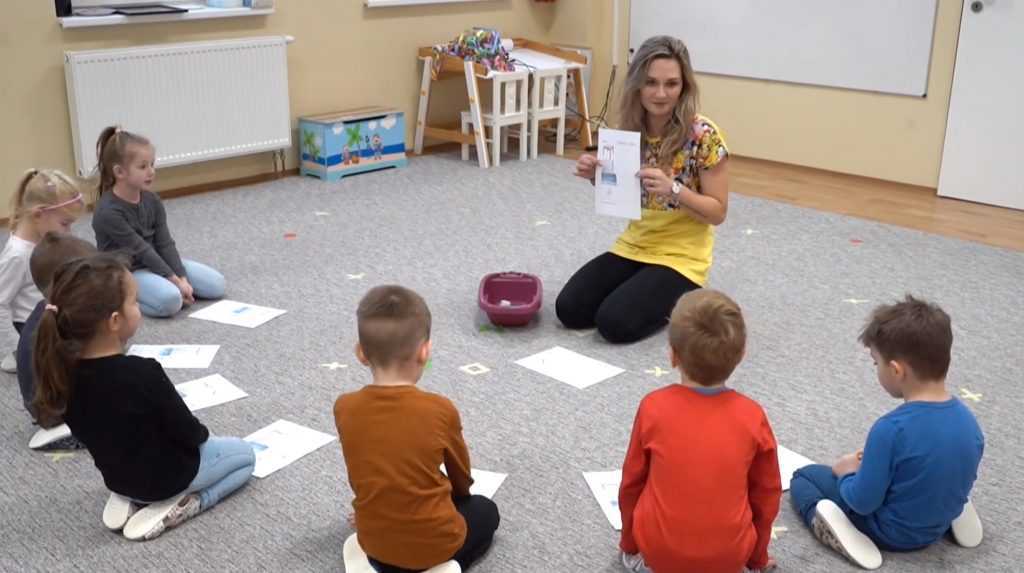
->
[556,35,730,344]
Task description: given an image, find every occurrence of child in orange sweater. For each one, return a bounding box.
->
[335,285,500,572]
[619,289,781,573]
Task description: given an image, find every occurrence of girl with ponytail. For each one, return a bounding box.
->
[34,254,254,541]
[92,126,226,318]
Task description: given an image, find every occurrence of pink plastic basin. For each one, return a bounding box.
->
[478,272,542,327]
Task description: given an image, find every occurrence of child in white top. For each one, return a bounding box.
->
[0,169,85,371]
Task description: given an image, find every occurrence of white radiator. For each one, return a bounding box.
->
[64,36,292,177]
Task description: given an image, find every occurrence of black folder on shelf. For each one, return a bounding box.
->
[114,4,188,16]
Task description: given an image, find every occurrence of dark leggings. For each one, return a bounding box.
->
[369,495,500,572]
[556,252,701,344]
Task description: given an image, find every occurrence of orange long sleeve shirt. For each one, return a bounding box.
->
[619,385,781,573]
[334,385,474,570]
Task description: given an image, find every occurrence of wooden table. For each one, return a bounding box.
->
[413,38,593,168]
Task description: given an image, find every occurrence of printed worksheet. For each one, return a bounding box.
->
[128,345,220,369]
[439,466,508,499]
[594,129,642,219]
[244,420,336,478]
[189,300,287,329]
[777,445,815,491]
[515,346,624,390]
[583,470,622,530]
[175,374,248,412]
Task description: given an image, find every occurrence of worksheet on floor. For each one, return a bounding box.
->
[175,374,248,412]
[189,300,287,329]
[583,470,622,530]
[515,346,625,390]
[128,344,220,369]
[777,445,815,491]
[440,466,508,499]
[245,420,336,478]
[594,128,641,219]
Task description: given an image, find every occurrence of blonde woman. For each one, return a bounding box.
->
[556,35,730,344]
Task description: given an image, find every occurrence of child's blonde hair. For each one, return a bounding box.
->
[95,126,151,196]
[669,289,746,386]
[9,169,85,231]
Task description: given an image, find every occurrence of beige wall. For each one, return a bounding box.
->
[1,0,961,220]
[617,0,963,188]
[0,0,606,219]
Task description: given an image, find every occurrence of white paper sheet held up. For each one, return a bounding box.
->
[777,445,815,491]
[440,466,508,499]
[175,374,247,412]
[189,300,287,329]
[244,420,336,478]
[594,129,641,220]
[128,344,220,369]
[515,346,624,390]
[583,470,622,530]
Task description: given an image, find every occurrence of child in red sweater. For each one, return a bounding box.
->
[619,289,782,573]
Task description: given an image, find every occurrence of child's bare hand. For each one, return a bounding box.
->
[832,451,862,477]
[574,154,599,183]
[172,276,195,305]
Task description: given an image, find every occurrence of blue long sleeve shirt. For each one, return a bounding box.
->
[839,398,984,549]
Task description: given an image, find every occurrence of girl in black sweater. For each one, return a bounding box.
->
[33,254,254,541]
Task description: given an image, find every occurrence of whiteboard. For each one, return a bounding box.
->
[629,0,938,96]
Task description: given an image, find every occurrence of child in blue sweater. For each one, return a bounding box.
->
[790,295,984,570]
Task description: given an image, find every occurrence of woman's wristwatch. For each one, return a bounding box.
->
[671,180,683,196]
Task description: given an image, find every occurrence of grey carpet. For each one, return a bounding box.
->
[0,152,1021,573]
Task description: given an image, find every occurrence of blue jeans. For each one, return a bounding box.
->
[790,464,889,544]
[133,259,226,317]
[184,437,256,512]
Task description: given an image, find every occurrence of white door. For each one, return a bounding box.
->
[938,0,1024,210]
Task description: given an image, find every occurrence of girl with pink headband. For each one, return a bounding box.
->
[0,169,85,373]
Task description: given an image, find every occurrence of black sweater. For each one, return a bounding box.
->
[64,355,209,502]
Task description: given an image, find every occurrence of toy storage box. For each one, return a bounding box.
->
[299,106,407,180]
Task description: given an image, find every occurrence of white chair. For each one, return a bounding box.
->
[460,70,529,167]
[524,67,568,159]
[343,534,461,573]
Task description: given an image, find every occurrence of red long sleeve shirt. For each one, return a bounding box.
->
[619,385,781,573]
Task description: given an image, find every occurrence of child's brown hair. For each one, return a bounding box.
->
[669,289,746,386]
[357,285,432,369]
[29,233,98,294]
[858,294,952,381]
[95,126,151,196]
[32,254,130,422]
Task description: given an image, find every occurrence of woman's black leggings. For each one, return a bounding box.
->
[556,252,700,344]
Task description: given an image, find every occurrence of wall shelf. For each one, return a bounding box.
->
[59,7,273,29]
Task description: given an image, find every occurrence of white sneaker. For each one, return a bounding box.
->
[342,534,461,573]
[28,424,72,450]
[122,493,201,541]
[1,352,16,373]
[622,552,652,573]
[342,534,377,573]
[102,493,138,531]
[424,561,461,573]
[812,500,883,570]
[950,499,983,548]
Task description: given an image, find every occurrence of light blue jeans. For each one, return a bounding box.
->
[133,259,226,317]
[184,437,256,511]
